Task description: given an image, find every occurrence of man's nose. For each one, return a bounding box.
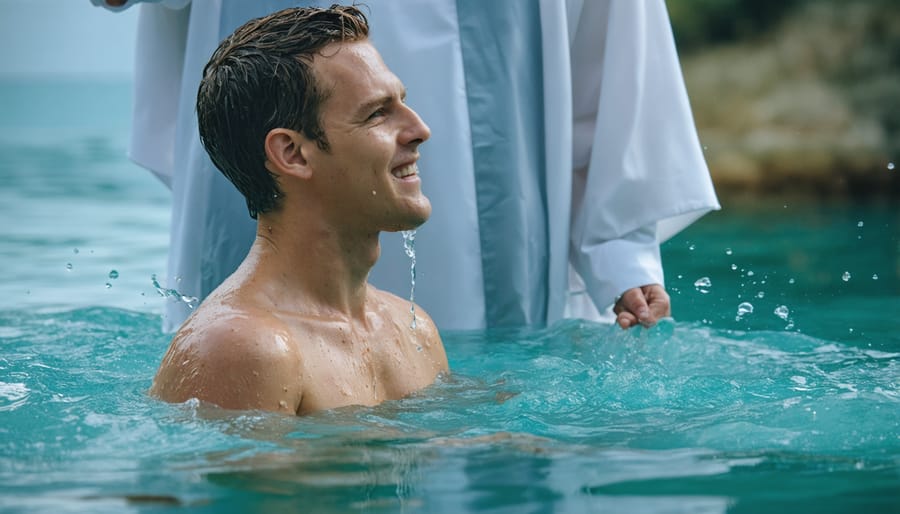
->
[400,104,431,146]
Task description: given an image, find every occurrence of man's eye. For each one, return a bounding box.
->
[366,108,386,121]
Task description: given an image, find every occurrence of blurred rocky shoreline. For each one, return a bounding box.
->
[671,0,899,199]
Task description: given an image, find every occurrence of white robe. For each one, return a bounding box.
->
[95,0,719,331]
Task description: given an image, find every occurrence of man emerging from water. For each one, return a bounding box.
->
[150,6,448,414]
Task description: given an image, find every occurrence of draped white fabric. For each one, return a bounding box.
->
[104,0,719,331]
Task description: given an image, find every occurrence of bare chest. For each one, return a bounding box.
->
[296,325,437,413]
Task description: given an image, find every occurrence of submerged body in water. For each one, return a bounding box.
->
[1,310,897,512]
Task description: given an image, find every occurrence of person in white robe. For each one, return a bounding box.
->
[92,0,720,332]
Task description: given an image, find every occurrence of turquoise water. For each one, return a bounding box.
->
[1,80,898,513]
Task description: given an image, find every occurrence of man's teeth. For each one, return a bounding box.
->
[393,163,418,178]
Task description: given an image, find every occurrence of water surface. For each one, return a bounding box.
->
[1,78,897,513]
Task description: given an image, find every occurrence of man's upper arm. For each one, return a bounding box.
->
[151,320,303,414]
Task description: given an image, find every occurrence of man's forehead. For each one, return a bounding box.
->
[313,40,386,80]
[313,41,403,107]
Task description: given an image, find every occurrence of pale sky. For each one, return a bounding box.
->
[0,0,139,78]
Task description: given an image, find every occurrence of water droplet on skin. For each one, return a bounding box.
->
[774,305,790,320]
[108,270,119,279]
[66,263,73,271]
[842,271,851,282]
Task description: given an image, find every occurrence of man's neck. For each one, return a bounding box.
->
[246,211,381,322]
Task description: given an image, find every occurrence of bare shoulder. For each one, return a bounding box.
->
[372,288,448,372]
[149,303,303,414]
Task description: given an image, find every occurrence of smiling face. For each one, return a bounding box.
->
[304,40,432,233]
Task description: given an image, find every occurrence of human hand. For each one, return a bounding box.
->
[613,284,671,329]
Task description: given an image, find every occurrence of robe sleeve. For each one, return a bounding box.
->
[568,0,720,312]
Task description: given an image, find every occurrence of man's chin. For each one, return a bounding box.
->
[387,203,431,232]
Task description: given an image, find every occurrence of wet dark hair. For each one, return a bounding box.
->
[197,5,369,218]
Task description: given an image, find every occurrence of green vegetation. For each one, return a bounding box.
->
[668,0,900,197]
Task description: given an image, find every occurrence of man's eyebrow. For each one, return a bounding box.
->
[354,89,408,118]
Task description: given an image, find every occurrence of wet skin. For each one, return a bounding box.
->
[150,40,448,414]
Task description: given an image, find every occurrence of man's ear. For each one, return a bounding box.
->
[264,128,312,179]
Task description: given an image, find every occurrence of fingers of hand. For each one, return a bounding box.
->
[615,288,651,328]
[644,285,672,319]
[616,312,637,330]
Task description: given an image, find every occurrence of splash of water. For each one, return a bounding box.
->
[735,302,754,321]
[151,274,198,309]
[774,305,790,320]
[401,230,418,330]
[693,277,712,294]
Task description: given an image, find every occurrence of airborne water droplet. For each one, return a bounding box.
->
[872,274,879,280]
[66,263,73,271]
[842,271,851,282]
[108,270,119,280]
[693,277,712,294]
[735,301,754,320]
[888,162,895,171]
[774,305,790,320]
